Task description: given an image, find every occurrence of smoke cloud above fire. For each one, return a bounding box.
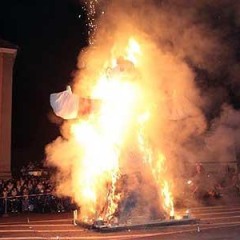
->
[46,0,240,218]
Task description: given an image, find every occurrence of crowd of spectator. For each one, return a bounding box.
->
[222,165,240,195]
[0,162,76,215]
[1,161,240,216]
[190,163,240,200]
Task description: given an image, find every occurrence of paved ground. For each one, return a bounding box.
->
[0,198,240,239]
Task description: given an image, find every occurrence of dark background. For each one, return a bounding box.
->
[0,0,88,170]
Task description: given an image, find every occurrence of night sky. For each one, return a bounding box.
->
[0,0,89,169]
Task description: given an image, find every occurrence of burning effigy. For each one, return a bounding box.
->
[46,0,206,228]
[49,38,174,223]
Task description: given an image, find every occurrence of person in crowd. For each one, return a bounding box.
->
[0,162,75,215]
[21,188,29,212]
[10,187,19,213]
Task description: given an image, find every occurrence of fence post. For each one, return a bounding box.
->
[3,197,8,217]
[73,209,78,226]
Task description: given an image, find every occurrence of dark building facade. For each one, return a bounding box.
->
[0,40,17,178]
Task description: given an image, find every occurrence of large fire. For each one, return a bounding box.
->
[65,37,175,223]
[46,0,212,227]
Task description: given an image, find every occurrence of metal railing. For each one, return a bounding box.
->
[0,193,74,216]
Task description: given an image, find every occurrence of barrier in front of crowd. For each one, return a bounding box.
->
[0,192,74,216]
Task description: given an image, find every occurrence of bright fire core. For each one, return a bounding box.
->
[67,38,175,223]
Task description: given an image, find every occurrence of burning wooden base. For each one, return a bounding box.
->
[77,216,199,233]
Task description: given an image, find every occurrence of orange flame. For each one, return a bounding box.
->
[138,116,175,217]
[126,38,141,66]
[68,37,175,221]
[162,180,175,217]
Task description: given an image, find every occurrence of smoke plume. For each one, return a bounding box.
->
[46,0,240,217]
